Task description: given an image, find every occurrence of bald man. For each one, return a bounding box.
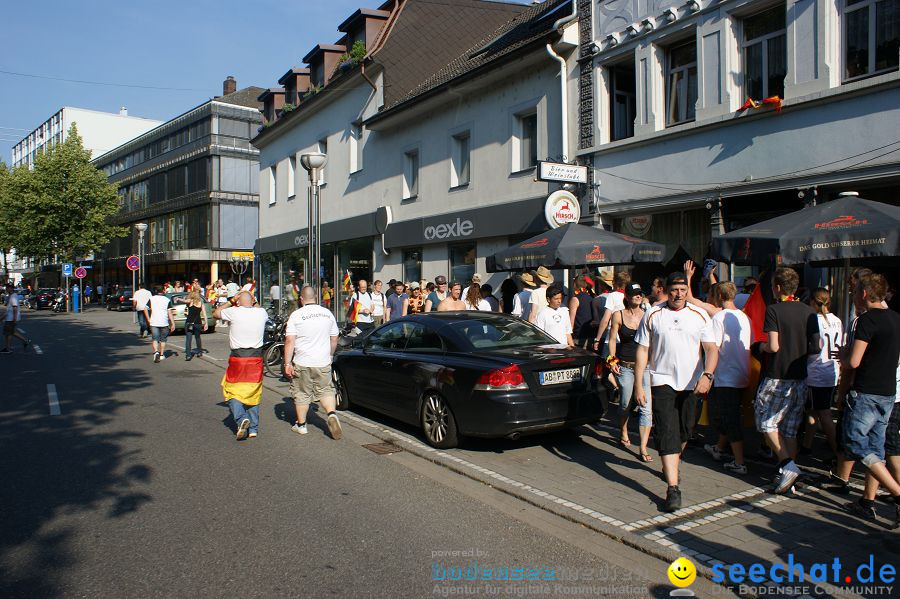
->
[214,291,269,440]
[284,286,342,439]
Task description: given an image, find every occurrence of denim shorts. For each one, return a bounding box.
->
[615,364,652,427]
[886,401,900,457]
[843,391,895,466]
[151,326,170,342]
[754,377,807,437]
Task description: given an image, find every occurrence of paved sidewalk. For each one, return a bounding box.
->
[87,306,898,598]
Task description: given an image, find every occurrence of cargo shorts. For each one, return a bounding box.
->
[290,365,335,406]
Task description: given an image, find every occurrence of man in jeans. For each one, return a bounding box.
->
[841,273,900,528]
[634,272,718,512]
[753,267,819,493]
[145,287,174,363]
[284,286,342,440]
[132,282,152,338]
[214,291,269,440]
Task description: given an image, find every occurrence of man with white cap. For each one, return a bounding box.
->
[528,266,554,324]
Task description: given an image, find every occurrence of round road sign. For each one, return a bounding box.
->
[74,267,87,279]
[126,255,140,271]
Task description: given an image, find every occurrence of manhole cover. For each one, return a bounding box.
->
[362,442,403,455]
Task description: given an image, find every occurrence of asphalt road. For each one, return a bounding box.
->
[0,309,736,598]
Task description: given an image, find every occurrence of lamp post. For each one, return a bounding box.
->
[229,256,250,280]
[300,152,327,302]
[134,223,148,288]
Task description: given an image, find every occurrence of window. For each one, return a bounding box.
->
[219,118,250,138]
[449,243,475,285]
[317,138,328,186]
[609,62,636,141]
[268,166,276,205]
[451,131,471,187]
[403,248,422,283]
[350,122,363,173]
[405,323,444,352]
[403,149,419,199]
[666,39,698,125]
[844,0,899,80]
[220,157,254,193]
[515,111,538,171]
[366,322,409,351]
[287,156,296,199]
[743,5,787,100]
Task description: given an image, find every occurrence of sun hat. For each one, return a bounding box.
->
[598,269,614,286]
[519,272,536,287]
[536,266,554,284]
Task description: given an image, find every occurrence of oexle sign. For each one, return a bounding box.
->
[424,217,474,240]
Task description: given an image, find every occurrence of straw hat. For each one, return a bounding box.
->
[519,272,536,287]
[598,269,614,286]
[536,266,554,284]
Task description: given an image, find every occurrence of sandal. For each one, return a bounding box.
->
[640,452,653,462]
[619,438,632,448]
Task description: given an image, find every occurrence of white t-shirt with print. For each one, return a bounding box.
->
[132,288,152,310]
[148,295,172,327]
[711,308,752,388]
[220,306,269,349]
[535,306,572,345]
[807,313,843,388]
[635,303,715,391]
[286,304,340,368]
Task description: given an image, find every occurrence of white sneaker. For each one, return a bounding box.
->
[291,423,308,435]
[236,418,250,440]
[723,460,748,475]
[159,354,166,361]
[704,443,726,462]
[153,352,160,363]
[774,460,801,494]
[327,413,343,440]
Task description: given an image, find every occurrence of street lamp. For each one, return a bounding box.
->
[134,223,148,288]
[300,152,327,302]
[230,256,250,279]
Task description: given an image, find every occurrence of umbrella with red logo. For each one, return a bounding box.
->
[486,223,665,271]
[711,193,900,266]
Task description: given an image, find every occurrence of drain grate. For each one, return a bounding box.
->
[362,442,403,455]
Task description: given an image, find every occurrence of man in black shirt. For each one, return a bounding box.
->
[754,267,819,494]
[841,273,900,528]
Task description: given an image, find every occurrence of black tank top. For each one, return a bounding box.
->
[186,305,202,325]
[573,291,595,338]
[617,321,639,362]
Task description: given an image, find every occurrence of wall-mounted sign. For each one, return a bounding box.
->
[537,161,588,184]
[544,190,581,229]
[623,214,653,237]
[232,251,254,258]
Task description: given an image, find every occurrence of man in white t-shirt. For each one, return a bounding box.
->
[527,266,554,324]
[284,286,342,440]
[144,287,174,363]
[534,285,573,347]
[513,272,535,320]
[132,283,153,338]
[2,283,30,353]
[214,291,269,440]
[634,271,718,512]
[352,279,375,332]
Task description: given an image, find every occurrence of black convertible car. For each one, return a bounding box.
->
[333,312,605,448]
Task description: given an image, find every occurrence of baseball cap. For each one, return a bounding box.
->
[435,275,447,285]
[666,272,689,287]
[625,283,644,297]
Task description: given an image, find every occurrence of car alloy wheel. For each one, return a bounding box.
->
[421,392,459,449]
[333,369,349,410]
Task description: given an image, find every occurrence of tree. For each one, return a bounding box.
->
[15,124,126,264]
[0,162,12,281]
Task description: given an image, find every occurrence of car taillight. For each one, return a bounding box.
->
[120,296,125,300]
[474,365,527,391]
[594,361,604,378]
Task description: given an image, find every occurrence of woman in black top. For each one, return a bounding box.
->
[184,290,208,361]
[608,283,652,462]
[568,275,596,348]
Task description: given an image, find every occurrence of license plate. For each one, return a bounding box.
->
[539,368,581,385]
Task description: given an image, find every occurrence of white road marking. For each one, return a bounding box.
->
[201,354,222,361]
[47,384,60,415]
[17,328,26,334]
[33,344,43,354]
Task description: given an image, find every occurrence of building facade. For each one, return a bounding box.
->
[94,79,264,288]
[11,107,162,169]
[252,0,577,316]
[576,0,899,281]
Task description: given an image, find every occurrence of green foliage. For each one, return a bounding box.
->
[303,84,323,99]
[350,40,366,61]
[281,103,296,113]
[3,125,127,264]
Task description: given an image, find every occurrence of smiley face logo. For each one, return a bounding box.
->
[667,557,696,588]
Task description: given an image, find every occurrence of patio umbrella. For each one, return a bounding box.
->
[711,194,900,266]
[486,223,665,272]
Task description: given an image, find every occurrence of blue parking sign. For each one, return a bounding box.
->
[62,263,73,277]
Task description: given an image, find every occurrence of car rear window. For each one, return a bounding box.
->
[446,318,556,349]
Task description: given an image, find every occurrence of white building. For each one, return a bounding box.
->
[11,107,162,168]
[575,0,899,274]
[253,0,576,314]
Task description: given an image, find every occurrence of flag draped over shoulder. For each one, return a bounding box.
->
[742,283,768,343]
[221,355,263,406]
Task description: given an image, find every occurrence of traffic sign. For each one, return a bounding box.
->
[74,267,87,279]
[62,263,73,277]
[126,255,140,271]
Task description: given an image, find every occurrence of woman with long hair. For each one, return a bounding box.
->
[500,278,519,314]
[464,283,491,311]
[804,287,843,459]
[183,290,208,361]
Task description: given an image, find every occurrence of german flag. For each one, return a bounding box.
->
[342,269,352,293]
[221,355,263,406]
[348,297,361,323]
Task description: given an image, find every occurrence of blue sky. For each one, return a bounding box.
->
[1,0,532,164]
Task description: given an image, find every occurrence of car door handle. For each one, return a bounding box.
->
[382,360,393,367]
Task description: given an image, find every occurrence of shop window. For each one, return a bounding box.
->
[403,248,422,284]
[666,38,698,126]
[843,0,899,80]
[287,156,296,200]
[403,149,419,199]
[743,5,787,100]
[514,111,538,171]
[451,131,470,187]
[449,242,476,286]
[349,122,364,173]
[609,62,636,141]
